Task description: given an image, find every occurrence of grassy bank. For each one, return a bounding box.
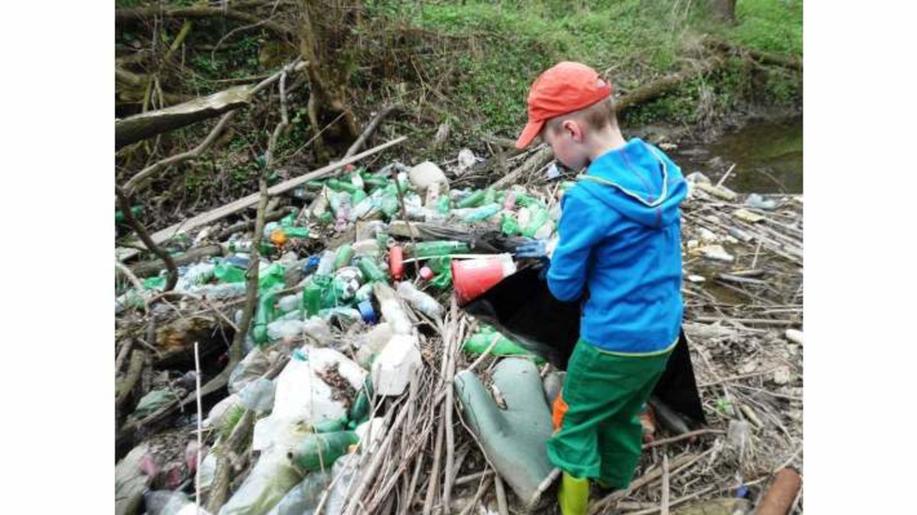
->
[385,0,802,136]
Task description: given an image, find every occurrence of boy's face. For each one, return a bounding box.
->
[542,119,590,171]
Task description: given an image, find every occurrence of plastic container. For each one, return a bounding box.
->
[419,266,434,281]
[265,470,331,515]
[389,246,405,280]
[463,328,540,360]
[396,281,444,318]
[451,255,517,305]
[239,377,276,413]
[214,263,246,283]
[267,319,305,341]
[371,333,422,396]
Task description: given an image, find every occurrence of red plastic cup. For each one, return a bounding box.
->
[389,246,404,280]
[452,256,516,305]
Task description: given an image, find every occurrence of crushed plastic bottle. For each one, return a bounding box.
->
[396,281,444,319]
[373,283,412,335]
[239,377,276,413]
[357,257,388,283]
[463,203,501,223]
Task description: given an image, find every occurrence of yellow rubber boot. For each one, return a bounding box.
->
[558,471,589,515]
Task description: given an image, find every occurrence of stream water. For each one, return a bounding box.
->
[671,115,803,194]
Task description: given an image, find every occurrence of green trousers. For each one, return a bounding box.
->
[547,339,672,489]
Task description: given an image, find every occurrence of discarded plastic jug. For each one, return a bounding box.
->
[411,240,471,258]
[290,431,359,472]
[397,281,444,319]
[389,246,405,280]
[372,333,422,396]
[452,255,517,305]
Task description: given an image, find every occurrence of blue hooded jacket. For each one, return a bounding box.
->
[546,138,687,354]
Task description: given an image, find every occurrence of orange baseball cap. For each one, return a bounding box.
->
[515,61,613,149]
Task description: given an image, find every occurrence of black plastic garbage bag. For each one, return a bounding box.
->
[462,266,706,426]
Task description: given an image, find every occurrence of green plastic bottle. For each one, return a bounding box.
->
[302,280,323,317]
[501,213,521,236]
[252,290,278,345]
[214,263,246,283]
[483,188,497,204]
[457,189,486,209]
[283,227,309,239]
[142,276,166,291]
[327,179,359,194]
[522,207,549,238]
[363,176,389,189]
[436,195,450,214]
[463,328,543,362]
[259,263,286,291]
[411,240,471,258]
[357,257,388,283]
[291,431,359,472]
[280,213,297,228]
[463,203,501,223]
[515,192,539,208]
[351,189,368,205]
[427,256,452,273]
[115,205,143,224]
[334,244,355,270]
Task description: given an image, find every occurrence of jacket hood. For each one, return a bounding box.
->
[576,138,687,228]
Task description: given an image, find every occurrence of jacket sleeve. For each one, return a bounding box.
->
[546,191,607,302]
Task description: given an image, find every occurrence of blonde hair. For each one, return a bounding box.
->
[544,96,617,135]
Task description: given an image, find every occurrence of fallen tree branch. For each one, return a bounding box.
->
[206,409,255,512]
[129,244,224,278]
[121,59,305,195]
[116,186,178,292]
[704,37,802,71]
[344,105,399,158]
[490,145,553,189]
[116,5,296,40]
[616,58,726,113]
[116,85,252,149]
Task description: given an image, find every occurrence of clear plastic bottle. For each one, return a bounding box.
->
[396,281,444,318]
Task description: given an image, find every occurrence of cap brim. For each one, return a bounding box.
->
[514,119,545,149]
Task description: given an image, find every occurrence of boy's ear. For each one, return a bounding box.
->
[561,119,584,142]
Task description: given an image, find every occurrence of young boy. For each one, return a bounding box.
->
[514,62,687,514]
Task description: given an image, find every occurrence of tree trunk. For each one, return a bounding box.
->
[297,0,360,161]
[710,0,737,24]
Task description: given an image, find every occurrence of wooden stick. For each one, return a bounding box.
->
[642,428,725,450]
[715,163,737,188]
[194,342,203,512]
[660,454,670,515]
[494,472,509,515]
[117,135,407,262]
[344,105,399,158]
[442,299,458,513]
